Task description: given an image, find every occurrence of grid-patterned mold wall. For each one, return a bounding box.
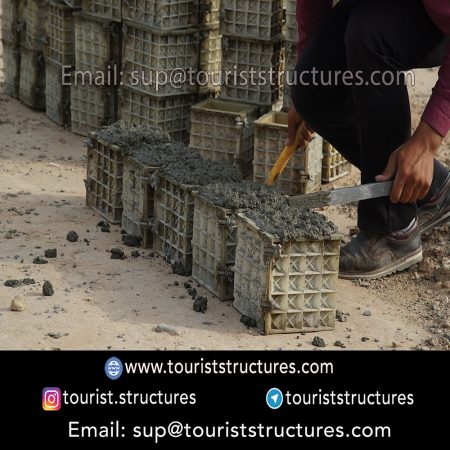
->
[233,213,341,335]
[189,99,258,177]
[23,0,48,51]
[322,141,351,183]
[154,175,197,274]
[221,36,284,106]
[121,22,199,97]
[19,46,46,109]
[122,155,158,248]
[192,195,238,301]
[85,131,124,224]
[122,0,199,30]
[81,0,122,22]
[220,0,284,40]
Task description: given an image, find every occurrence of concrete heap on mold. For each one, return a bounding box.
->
[199,181,337,241]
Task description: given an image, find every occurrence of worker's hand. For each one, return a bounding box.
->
[286,105,315,146]
[376,121,443,204]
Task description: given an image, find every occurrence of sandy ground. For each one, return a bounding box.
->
[0,12,449,350]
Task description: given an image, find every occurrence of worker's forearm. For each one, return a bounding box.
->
[412,120,444,156]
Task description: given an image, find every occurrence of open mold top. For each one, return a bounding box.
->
[159,151,242,187]
[241,205,338,242]
[254,110,288,128]
[198,181,287,210]
[191,98,258,119]
[94,121,171,154]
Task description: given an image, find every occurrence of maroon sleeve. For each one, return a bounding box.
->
[297,0,333,58]
[422,0,450,137]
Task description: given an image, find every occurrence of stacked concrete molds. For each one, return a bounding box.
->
[18,0,47,109]
[198,25,222,95]
[189,98,258,176]
[199,0,220,27]
[283,0,298,43]
[1,40,21,97]
[85,131,124,223]
[121,22,199,97]
[154,174,197,274]
[1,0,24,98]
[122,0,199,30]
[122,155,158,248]
[71,12,120,134]
[81,0,122,22]
[118,86,194,143]
[220,0,283,40]
[233,213,340,334]
[19,45,46,109]
[23,0,48,51]
[45,60,72,126]
[44,0,80,126]
[220,34,284,108]
[253,111,323,195]
[1,0,25,45]
[322,141,351,183]
[45,1,79,67]
[192,195,238,301]
[219,0,285,110]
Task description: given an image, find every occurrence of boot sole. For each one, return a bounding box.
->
[339,247,423,280]
[420,210,450,234]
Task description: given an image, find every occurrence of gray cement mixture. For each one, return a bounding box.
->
[289,190,332,209]
[199,181,287,210]
[245,205,338,241]
[95,121,171,155]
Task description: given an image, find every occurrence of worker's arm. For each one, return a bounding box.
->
[287,1,333,145]
[297,0,333,58]
[377,1,449,204]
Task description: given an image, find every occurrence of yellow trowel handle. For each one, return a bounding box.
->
[267,121,309,187]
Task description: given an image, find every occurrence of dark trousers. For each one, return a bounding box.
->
[291,0,449,233]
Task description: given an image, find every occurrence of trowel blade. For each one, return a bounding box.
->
[288,181,393,208]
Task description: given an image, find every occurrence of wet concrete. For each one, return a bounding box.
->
[95,121,171,155]
[159,150,242,186]
[199,181,286,210]
[245,205,337,241]
[290,190,332,209]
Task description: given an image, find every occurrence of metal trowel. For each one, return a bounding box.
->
[289,181,394,208]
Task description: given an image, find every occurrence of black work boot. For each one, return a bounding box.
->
[418,173,450,234]
[339,218,422,279]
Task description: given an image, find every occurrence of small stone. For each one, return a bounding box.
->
[419,257,433,274]
[131,250,140,257]
[10,295,25,311]
[122,234,141,247]
[153,323,179,336]
[349,227,359,237]
[187,287,197,297]
[111,248,125,260]
[22,278,36,285]
[434,268,450,283]
[173,281,179,286]
[101,226,110,233]
[193,296,208,313]
[361,337,370,342]
[336,310,348,322]
[47,332,63,339]
[44,248,57,258]
[43,281,54,296]
[4,279,22,288]
[363,310,372,317]
[97,221,109,228]
[183,282,191,289]
[67,231,79,242]
[33,256,48,264]
[240,315,257,328]
[312,336,326,348]
[334,340,346,348]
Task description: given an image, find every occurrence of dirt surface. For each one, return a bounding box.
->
[0,23,449,350]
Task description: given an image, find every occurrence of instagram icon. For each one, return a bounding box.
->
[42,388,61,411]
